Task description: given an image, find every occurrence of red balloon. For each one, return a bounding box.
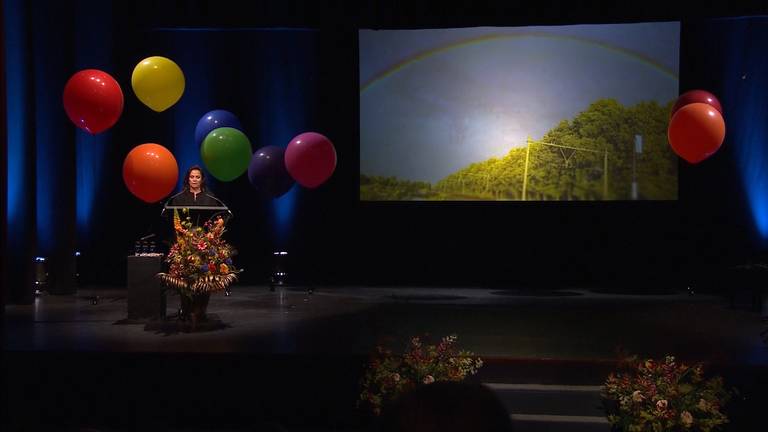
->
[285,132,337,188]
[63,69,124,134]
[667,102,726,164]
[122,143,179,203]
[671,89,723,117]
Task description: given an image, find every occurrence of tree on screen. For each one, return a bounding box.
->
[361,98,676,201]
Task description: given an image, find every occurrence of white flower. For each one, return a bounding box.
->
[423,375,435,384]
[656,399,668,410]
[681,410,693,427]
[697,398,709,411]
[632,390,644,402]
[391,373,400,382]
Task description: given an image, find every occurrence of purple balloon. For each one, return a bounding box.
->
[194,110,243,145]
[247,146,295,198]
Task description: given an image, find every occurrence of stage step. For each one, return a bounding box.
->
[485,383,611,432]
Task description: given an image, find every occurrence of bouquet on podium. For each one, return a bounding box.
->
[157,208,240,322]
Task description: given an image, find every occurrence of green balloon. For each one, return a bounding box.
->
[201,127,252,181]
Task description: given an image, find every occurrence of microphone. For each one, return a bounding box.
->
[167,190,186,200]
[161,190,186,215]
[204,193,233,221]
[204,193,228,208]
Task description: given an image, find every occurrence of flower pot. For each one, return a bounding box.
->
[180,292,210,328]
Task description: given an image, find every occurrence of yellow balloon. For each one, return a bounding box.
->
[131,56,185,112]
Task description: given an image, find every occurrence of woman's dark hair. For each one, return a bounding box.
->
[183,165,207,192]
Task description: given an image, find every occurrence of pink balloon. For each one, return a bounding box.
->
[284,132,337,188]
[671,89,723,117]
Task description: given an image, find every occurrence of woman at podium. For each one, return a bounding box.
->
[169,165,220,206]
[165,165,230,229]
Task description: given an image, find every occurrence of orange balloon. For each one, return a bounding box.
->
[122,143,179,203]
[667,102,725,164]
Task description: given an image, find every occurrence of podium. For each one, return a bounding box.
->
[162,204,232,228]
[162,204,234,301]
[125,203,233,321]
[127,254,165,319]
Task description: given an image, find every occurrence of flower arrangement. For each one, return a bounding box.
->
[359,334,483,416]
[603,355,731,432]
[157,208,240,295]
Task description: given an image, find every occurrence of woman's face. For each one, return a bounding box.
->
[188,169,203,190]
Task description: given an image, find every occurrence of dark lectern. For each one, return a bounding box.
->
[126,254,165,319]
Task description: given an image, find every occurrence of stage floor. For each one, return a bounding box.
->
[4,285,768,431]
[4,285,767,364]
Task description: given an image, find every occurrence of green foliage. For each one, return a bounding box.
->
[361,98,677,201]
[360,174,437,200]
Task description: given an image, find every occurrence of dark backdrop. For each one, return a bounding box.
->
[4,2,768,432]
[4,1,768,303]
